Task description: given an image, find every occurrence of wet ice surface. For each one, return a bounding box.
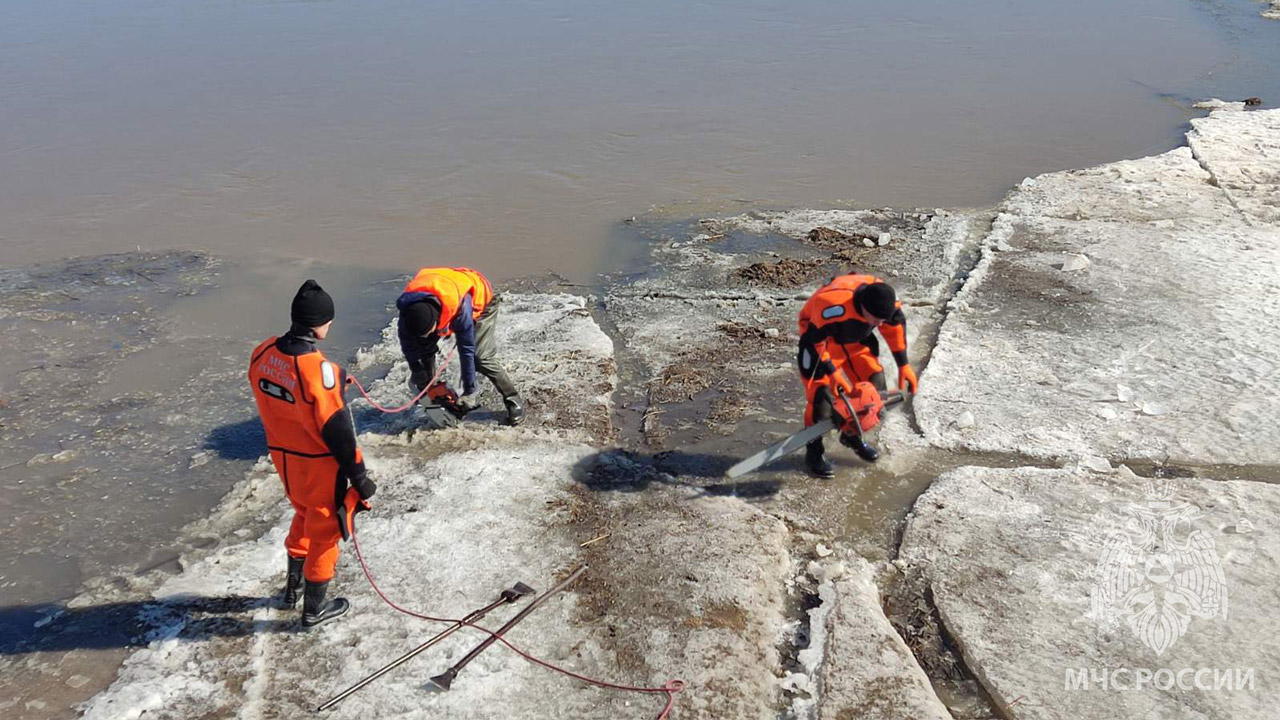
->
[31,206,1001,719]
[0,253,392,719]
[67,293,806,719]
[916,112,1280,466]
[15,113,1280,720]
[0,253,232,606]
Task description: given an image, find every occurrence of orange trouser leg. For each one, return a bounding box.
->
[301,505,343,583]
[284,497,310,560]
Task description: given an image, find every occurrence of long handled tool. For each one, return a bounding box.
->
[726,390,906,478]
[317,581,535,711]
[428,565,588,691]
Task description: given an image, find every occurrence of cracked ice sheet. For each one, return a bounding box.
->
[607,211,985,406]
[577,454,794,719]
[898,465,1280,720]
[351,292,616,439]
[710,208,987,309]
[1188,109,1280,225]
[916,143,1280,465]
[78,293,638,719]
[814,558,950,720]
[79,442,634,720]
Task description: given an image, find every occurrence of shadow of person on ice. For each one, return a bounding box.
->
[0,594,300,656]
[204,417,268,461]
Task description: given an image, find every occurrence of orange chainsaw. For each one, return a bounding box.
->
[421,381,468,428]
[726,383,907,478]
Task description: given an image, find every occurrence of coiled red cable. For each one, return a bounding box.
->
[343,343,684,716]
[350,527,685,719]
[345,347,456,414]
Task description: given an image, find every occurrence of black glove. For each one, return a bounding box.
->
[350,465,376,501]
[410,368,431,393]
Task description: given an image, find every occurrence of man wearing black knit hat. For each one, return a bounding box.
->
[248,279,377,628]
[795,273,918,477]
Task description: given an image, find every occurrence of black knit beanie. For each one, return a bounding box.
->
[290,279,335,328]
[401,299,440,338]
[855,282,896,320]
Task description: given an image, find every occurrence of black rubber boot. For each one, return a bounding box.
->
[281,555,305,608]
[841,433,880,463]
[805,439,835,478]
[503,395,525,426]
[301,580,349,628]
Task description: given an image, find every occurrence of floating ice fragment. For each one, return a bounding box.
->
[1061,254,1090,272]
[1078,455,1112,473]
[1116,384,1134,403]
[764,328,780,339]
[877,232,891,247]
[1142,401,1169,416]
[815,543,833,557]
[954,411,976,429]
[781,672,812,694]
[1192,98,1246,111]
[1236,518,1254,534]
[66,675,91,689]
[1097,407,1119,420]
[861,237,876,248]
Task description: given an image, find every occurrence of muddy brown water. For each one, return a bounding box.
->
[3,0,1280,716]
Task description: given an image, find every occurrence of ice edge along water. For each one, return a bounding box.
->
[71,108,1280,720]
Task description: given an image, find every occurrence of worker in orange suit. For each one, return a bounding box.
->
[248,279,376,628]
[797,274,918,478]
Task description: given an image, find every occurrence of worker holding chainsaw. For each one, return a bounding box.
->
[248,279,375,628]
[397,267,525,426]
[797,274,918,477]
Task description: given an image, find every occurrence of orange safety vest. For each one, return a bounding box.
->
[248,337,362,507]
[402,267,493,335]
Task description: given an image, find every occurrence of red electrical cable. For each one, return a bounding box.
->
[343,342,684,715]
[346,347,456,414]
[350,527,685,719]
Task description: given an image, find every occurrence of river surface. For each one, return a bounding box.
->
[4,0,1278,281]
[1,0,1279,710]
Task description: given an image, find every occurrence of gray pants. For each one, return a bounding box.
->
[474,294,519,399]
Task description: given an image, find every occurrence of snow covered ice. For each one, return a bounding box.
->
[61,110,1280,720]
[916,110,1280,466]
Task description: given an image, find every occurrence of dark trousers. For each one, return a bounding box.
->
[473,294,519,399]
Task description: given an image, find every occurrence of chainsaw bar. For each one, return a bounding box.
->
[725,391,907,478]
[725,420,836,479]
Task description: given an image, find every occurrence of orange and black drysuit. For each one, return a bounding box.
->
[248,329,375,584]
[797,274,912,429]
